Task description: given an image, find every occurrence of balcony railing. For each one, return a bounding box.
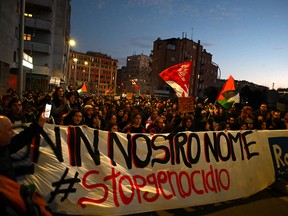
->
[25,17,52,31]
[24,41,50,54]
[26,0,53,9]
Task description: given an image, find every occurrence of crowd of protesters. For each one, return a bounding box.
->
[0,85,288,134]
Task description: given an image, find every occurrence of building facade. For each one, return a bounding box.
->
[24,0,71,91]
[0,0,21,94]
[68,51,118,96]
[0,0,71,94]
[117,54,152,95]
[151,37,218,98]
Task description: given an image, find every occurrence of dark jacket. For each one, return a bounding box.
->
[0,122,42,181]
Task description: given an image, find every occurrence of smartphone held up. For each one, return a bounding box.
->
[44,104,52,118]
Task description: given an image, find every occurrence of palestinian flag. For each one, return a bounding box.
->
[77,82,88,94]
[216,75,239,108]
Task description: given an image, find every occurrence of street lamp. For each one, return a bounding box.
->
[66,39,76,84]
[69,39,76,48]
[73,58,78,86]
[212,62,221,79]
[84,61,88,82]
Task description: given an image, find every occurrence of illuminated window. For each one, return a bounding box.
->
[24,13,32,17]
[24,34,32,41]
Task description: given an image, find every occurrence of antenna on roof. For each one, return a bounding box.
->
[191,27,193,40]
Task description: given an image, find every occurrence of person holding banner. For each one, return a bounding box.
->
[122,113,146,133]
[148,116,165,134]
[63,109,85,126]
[173,115,195,132]
[0,114,52,216]
[0,113,47,181]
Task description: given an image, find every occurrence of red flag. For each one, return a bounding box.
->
[159,61,192,97]
[131,80,140,90]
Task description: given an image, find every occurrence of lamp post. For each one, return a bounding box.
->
[66,39,76,84]
[84,60,91,92]
[212,62,221,80]
[73,58,78,86]
[84,61,89,82]
[18,0,25,98]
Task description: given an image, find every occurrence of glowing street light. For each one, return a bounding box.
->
[84,61,90,83]
[66,39,76,84]
[69,39,76,47]
[73,58,78,85]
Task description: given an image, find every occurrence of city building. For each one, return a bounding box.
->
[68,51,118,96]
[151,36,218,98]
[0,0,71,94]
[24,0,71,91]
[0,0,21,94]
[117,54,152,96]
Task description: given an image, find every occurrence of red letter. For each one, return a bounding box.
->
[133,175,146,203]
[78,170,108,208]
[104,167,121,207]
[118,175,134,205]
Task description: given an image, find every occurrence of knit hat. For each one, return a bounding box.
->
[83,105,93,113]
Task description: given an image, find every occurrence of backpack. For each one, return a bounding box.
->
[0,175,52,216]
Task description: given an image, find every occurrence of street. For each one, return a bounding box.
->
[129,185,288,216]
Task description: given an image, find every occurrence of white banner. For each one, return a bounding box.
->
[15,124,285,215]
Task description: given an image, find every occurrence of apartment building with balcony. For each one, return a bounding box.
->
[24,0,71,91]
[151,36,218,98]
[68,51,118,96]
[0,0,20,93]
[0,0,71,94]
[117,54,152,95]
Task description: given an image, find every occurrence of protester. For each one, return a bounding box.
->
[148,116,165,134]
[24,104,38,123]
[145,108,159,129]
[104,114,117,131]
[63,109,84,126]
[0,112,52,215]
[161,113,179,133]
[235,106,254,129]
[118,113,129,132]
[82,104,94,127]
[254,103,268,123]
[51,87,71,125]
[66,91,81,111]
[0,112,47,181]
[66,84,79,98]
[6,97,27,124]
[245,118,255,130]
[173,115,195,132]
[257,120,267,130]
[108,123,119,132]
[283,112,288,129]
[0,94,14,115]
[122,113,146,133]
[268,110,286,130]
[92,114,102,129]
[226,116,237,130]
[116,107,124,124]
[1,87,288,133]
